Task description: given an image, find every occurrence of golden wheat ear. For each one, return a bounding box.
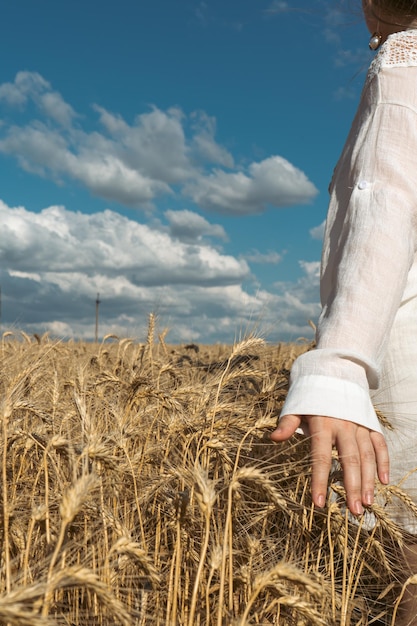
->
[0,335,405,625]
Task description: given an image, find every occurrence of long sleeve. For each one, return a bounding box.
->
[280,63,417,434]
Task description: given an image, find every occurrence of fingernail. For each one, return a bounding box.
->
[381,472,389,485]
[364,492,373,506]
[316,494,325,508]
[354,500,363,516]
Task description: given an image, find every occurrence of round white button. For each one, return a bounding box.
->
[358,180,368,190]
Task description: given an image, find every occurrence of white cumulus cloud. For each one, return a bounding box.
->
[309,220,325,240]
[0,200,246,283]
[184,156,318,215]
[0,71,76,125]
[165,209,227,242]
[0,198,320,343]
[0,71,318,214]
[271,260,321,339]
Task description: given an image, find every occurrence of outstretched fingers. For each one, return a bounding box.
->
[336,424,389,514]
[271,414,389,516]
[304,416,390,516]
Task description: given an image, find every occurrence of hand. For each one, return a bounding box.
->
[270,414,389,515]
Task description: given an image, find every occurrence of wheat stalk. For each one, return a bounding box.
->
[0,336,406,625]
[41,473,99,616]
[188,465,217,625]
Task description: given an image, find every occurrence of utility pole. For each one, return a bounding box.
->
[95,292,100,343]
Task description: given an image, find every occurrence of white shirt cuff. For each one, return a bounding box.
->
[280,374,383,434]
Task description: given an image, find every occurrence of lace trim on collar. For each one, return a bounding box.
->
[368,29,417,80]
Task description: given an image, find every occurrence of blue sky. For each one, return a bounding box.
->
[0,0,373,343]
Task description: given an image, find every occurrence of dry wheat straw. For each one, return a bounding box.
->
[188,465,217,625]
[0,334,408,625]
[391,573,417,625]
[41,473,98,616]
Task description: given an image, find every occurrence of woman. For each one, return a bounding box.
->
[271,1,417,622]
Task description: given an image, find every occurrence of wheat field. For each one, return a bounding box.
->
[0,319,415,625]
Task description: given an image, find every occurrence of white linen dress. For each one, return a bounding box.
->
[280,30,417,532]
